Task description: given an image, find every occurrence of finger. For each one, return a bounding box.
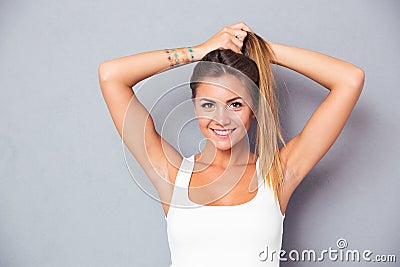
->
[223,25,246,36]
[230,34,244,53]
[233,29,248,41]
[231,32,243,45]
[229,22,253,33]
[222,26,247,40]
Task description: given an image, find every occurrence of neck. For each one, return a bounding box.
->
[195,138,256,168]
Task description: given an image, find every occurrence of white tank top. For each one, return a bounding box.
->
[165,155,285,267]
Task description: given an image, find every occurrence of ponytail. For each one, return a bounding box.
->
[242,32,287,203]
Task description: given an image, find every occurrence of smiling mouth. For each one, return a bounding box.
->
[210,128,236,137]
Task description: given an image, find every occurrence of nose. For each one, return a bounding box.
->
[213,104,232,126]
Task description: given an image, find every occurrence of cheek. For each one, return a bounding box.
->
[197,117,210,128]
[236,111,253,127]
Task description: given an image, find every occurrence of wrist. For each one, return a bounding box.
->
[164,46,196,68]
[266,41,282,65]
[162,44,212,68]
[192,44,208,61]
[266,40,277,56]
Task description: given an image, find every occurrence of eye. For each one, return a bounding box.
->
[229,101,243,109]
[201,102,215,109]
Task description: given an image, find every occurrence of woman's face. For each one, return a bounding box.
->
[193,74,255,151]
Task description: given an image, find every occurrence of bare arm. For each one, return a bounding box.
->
[98,48,200,209]
[97,22,251,215]
[98,48,202,137]
[269,41,365,213]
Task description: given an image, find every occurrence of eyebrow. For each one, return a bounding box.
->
[198,97,243,103]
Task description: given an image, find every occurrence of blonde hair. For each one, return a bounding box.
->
[242,32,287,201]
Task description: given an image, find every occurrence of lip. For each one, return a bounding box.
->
[210,128,236,138]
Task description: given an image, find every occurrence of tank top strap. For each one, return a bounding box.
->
[174,155,195,188]
[257,159,285,218]
[169,155,197,208]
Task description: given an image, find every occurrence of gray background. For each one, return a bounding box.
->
[1,0,399,266]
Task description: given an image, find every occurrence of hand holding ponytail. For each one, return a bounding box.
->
[195,22,253,58]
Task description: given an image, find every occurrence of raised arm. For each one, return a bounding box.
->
[98,47,200,210]
[270,41,365,213]
[97,22,251,215]
[98,22,251,137]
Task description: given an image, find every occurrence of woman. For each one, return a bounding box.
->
[98,22,364,266]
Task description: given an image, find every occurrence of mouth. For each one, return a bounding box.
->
[210,128,236,138]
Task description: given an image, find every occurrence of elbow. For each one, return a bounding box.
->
[98,62,114,83]
[349,67,365,91]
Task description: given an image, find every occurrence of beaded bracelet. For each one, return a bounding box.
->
[165,47,194,68]
[165,48,179,67]
[188,46,194,62]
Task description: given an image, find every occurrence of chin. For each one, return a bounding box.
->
[209,136,246,152]
[215,143,234,151]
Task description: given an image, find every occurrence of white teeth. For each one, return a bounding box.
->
[213,129,234,135]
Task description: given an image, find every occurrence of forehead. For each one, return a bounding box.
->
[195,75,252,103]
